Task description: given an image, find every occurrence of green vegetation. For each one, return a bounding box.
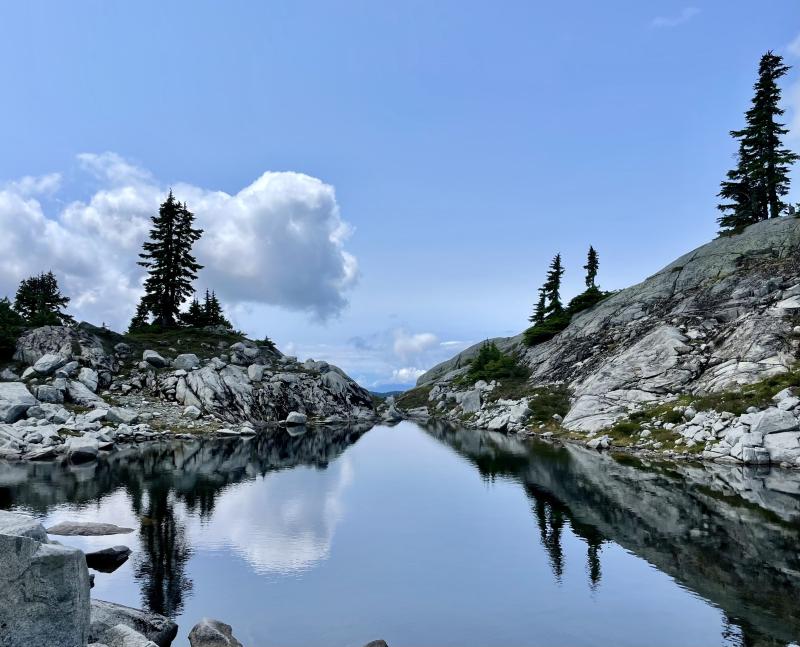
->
[0,298,24,361]
[527,385,570,424]
[396,384,432,410]
[718,51,798,233]
[464,341,529,384]
[13,271,72,326]
[524,247,610,347]
[683,368,800,415]
[180,290,232,329]
[125,326,244,359]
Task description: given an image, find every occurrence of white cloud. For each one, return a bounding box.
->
[390,367,427,383]
[651,7,700,28]
[393,329,438,360]
[788,33,800,58]
[0,153,358,328]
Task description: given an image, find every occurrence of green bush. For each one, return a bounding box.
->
[524,288,610,347]
[0,298,24,361]
[466,342,529,383]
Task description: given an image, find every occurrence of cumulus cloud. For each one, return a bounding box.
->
[0,153,358,328]
[390,367,427,384]
[393,329,438,360]
[651,7,700,28]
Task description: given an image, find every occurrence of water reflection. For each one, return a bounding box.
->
[423,421,800,647]
[0,423,371,618]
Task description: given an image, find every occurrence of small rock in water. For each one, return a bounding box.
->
[85,545,132,573]
[188,618,244,647]
[285,411,307,426]
[47,521,135,536]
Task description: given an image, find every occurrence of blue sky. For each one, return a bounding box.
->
[1,1,799,390]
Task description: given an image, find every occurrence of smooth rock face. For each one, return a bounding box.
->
[0,382,38,423]
[90,600,178,647]
[47,521,135,536]
[0,511,91,647]
[188,619,243,647]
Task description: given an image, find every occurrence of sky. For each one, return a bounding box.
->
[1,1,799,391]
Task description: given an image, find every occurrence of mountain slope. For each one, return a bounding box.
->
[418,216,800,432]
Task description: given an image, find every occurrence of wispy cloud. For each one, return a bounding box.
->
[789,33,800,58]
[651,7,700,29]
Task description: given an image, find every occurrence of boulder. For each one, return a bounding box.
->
[85,545,132,573]
[107,407,139,425]
[67,379,107,407]
[188,619,243,647]
[79,367,100,392]
[0,367,19,381]
[35,384,65,404]
[65,436,101,463]
[143,350,168,368]
[47,521,135,536]
[459,389,482,414]
[32,352,68,376]
[364,642,389,647]
[90,600,178,647]
[183,405,202,420]
[99,624,159,647]
[748,408,799,435]
[247,364,265,381]
[0,382,38,423]
[0,510,91,647]
[56,360,81,378]
[173,353,201,371]
[285,411,308,426]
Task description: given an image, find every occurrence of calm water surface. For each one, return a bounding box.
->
[2,421,800,647]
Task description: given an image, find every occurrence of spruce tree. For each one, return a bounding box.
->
[718,52,798,233]
[181,297,205,327]
[138,192,204,327]
[529,286,547,324]
[128,299,150,332]
[0,297,24,360]
[583,246,599,289]
[543,254,564,317]
[13,271,72,326]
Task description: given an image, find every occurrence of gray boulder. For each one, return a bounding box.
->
[748,408,799,435]
[65,436,100,463]
[47,521,134,536]
[0,382,38,423]
[55,360,81,378]
[188,619,243,647]
[285,411,307,426]
[35,384,65,404]
[90,600,178,647]
[143,350,168,368]
[79,367,100,392]
[247,364,265,381]
[173,353,201,370]
[85,545,132,573]
[0,510,91,647]
[67,379,107,407]
[0,367,19,381]
[99,624,158,647]
[183,405,202,420]
[33,352,68,376]
[107,407,139,425]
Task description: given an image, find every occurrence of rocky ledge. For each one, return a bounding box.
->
[401,217,800,467]
[0,325,375,462]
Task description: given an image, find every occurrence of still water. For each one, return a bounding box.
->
[2,421,799,647]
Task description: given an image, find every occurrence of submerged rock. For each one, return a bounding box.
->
[285,411,307,426]
[89,600,178,647]
[47,521,135,536]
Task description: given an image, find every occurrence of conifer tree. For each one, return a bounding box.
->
[543,254,564,317]
[138,192,204,327]
[584,246,599,289]
[13,271,72,326]
[718,52,798,233]
[529,286,547,324]
[181,297,205,327]
[128,299,150,332]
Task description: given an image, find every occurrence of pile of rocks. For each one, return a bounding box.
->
[0,325,376,462]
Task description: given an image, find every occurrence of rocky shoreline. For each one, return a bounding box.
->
[0,510,387,647]
[0,324,377,464]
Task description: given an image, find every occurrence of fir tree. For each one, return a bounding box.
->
[138,192,204,327]
[0,297,24,360]
[181,297,205,327]
[583,246,599,289]
[718,52,798,233]
[542,254,564,317]
[13,271,72,326]
[128,299,151,332]
[529,286,547,324]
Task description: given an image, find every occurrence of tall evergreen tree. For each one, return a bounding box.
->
[0,297,24,360]
[128,299,150,332]
[138,192,204,327]
[718,52,798,233]
[180,297,205,327]
[543,254,564,316]
[583,246,599,289]
[13,271,72,326]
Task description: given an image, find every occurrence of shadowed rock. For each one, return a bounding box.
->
[188,619,243,647]
[86,545,132,572]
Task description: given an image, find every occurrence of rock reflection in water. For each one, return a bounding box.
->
[424,421,800,647]
[0,423,371,618]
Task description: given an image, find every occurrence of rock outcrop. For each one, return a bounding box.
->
[0,510,91,647]
[418,217,800,435]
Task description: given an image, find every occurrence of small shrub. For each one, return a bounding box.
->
[465,342,529,383]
